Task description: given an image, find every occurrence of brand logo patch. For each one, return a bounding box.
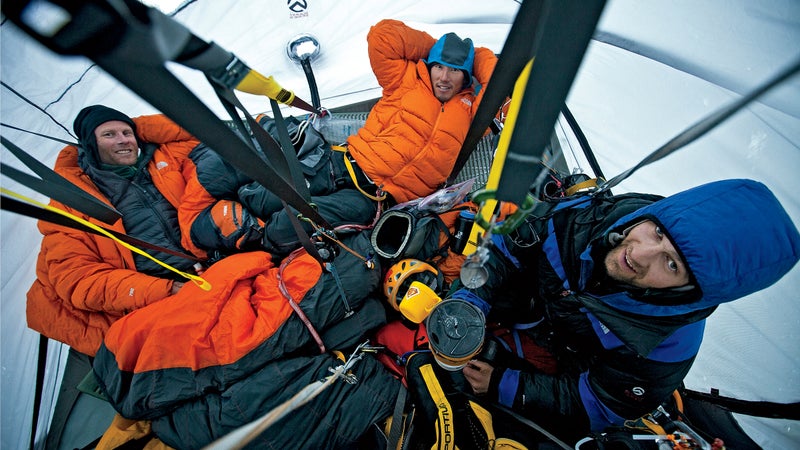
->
[287,0,309,18]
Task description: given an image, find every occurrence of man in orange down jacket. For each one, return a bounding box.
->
[179,19,499,258]
[26,105,205,357]
[347,18,499,204]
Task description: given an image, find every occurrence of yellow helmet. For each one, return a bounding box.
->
[383,259,442,311]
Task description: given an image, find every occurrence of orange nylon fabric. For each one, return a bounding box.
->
[103,251,322,373]
[346,19,498,204]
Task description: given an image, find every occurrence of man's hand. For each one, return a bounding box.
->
[171,281,185,295]
[462,359,494,395]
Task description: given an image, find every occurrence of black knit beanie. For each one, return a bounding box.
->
[73,105,136,159]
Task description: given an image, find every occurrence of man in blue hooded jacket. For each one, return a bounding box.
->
[452,179,800,443]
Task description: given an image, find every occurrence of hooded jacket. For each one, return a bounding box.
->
[464,179,800,442]
[346,19,498,204]
[26,114,202,356]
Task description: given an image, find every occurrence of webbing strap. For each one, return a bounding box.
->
[0,121,77,148]
[386,384,408,449]
[29,335,47,450]
[269,100,313,202]
[446,0,546,185]
[2,0,329,228]
[420,364,455,450]
[209,82,325,263]
[495,0,608,205]
[598,58,800,193]
[560,105,606,182]
[681,388,800,420]
[2,195,203,262]
[331,145,387,201]
[1,137,121,224]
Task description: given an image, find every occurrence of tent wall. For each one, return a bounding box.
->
[2,0,798,448]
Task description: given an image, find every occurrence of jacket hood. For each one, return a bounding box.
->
[595,179,800,316]
[425,32,475,88]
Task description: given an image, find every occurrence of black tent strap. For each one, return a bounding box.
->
[97,49,329,229]
[2,195,203,263]
[495,0,608,205]
[29,335,48,450]
[209,81,326,262]
[599,58,800,193]
[1,0,329,227]
[445,0,547,185]
[269,99,313,203]
[207,66,326,262]
[682,388,800,420]
[208,78,314,205]
[214,87,324,261]
[1,138,121,224]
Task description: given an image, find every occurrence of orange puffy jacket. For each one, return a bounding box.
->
[347,19,498,204]
[26,114,202,356]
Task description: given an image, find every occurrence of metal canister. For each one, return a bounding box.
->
[450,210,475,254]
[425,298,485,371]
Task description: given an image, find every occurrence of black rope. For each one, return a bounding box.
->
[598,57,800,193]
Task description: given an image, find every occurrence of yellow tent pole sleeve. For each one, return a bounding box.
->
[1,187,211,291]
[463,59,534,255]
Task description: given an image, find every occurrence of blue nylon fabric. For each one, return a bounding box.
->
[578,371,626,431]
[492,232,520,268]
[594,179,800,316]
[585,310,706,362]
[544,220,570,291]
[498,369,521,408]
[450,288,491,316]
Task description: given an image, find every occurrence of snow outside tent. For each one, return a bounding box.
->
[1,0,798,448]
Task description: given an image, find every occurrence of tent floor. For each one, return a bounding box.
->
[43,349,115,450]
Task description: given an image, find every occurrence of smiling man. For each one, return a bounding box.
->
[27,105,205,357]
[93,120,140,166]
[345,19,499,205]
[445,179,800,445]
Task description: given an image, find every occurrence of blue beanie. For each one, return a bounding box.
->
[426,32,475,88]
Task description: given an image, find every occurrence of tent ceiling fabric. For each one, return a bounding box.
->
[1,0,798,448]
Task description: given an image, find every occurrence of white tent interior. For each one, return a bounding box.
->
[1,0,798,448]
